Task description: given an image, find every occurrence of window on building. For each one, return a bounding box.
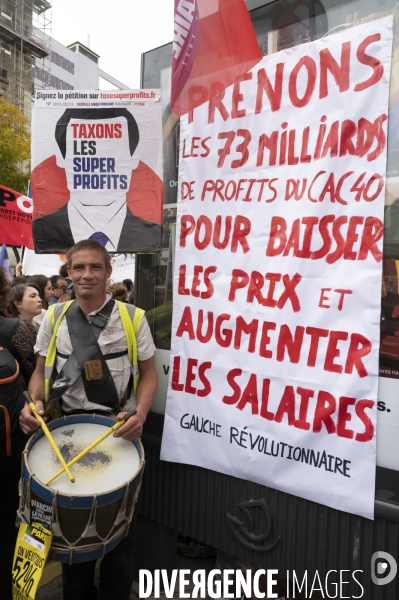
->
[78,45,98,63]
[1,8,12,22]
[1,42,11,56]
[50,49,75,76]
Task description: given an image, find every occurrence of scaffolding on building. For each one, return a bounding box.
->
[0,0,51,120]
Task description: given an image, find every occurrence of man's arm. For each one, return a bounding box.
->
[19,355,46,435]
[114,355,158,441]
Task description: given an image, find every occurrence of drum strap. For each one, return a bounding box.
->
[49,300,120,413]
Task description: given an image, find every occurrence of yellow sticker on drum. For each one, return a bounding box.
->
[12,522,52,600]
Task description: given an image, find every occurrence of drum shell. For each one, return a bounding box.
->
[19,414,145,564]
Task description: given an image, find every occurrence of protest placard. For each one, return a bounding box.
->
[161,17,393,519]
[31,90,163,253]
[0,183,33,249]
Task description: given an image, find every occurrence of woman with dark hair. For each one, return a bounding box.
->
[27,274,52,325]
[0,272,36,389]
[11,275,27,286]
[0,268,38,600]
[8,284,43,328]
[27,274,52,310]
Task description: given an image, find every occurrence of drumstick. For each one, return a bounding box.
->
[22,392,75,484]
[45,408,137,486]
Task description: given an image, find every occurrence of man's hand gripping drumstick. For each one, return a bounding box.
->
[20,356,47,435]
[21,391,75,483]
[45,409,137,486]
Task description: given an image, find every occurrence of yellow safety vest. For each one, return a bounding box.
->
[44,300,145,403]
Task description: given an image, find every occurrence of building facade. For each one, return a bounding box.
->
[0,0,50,119]
[0,0,128,121]
[32,36,129,93]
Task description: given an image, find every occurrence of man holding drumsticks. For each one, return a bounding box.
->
[20,239,158,600]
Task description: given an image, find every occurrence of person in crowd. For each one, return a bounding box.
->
[0,274,38,390]
[59,263,68,279]
[49,275,68,306]
[11,275,28,286]
[123,278,133,293]
[108,282,128,302]
[27,274,52,310]
[15,261,23,277]
[123,278,135,303]
[20,239,158,600]
[8,284,43,329]
[27,274,52,325]
[59,262,73,294]
[0,268,38,600]
[57,293,71,303]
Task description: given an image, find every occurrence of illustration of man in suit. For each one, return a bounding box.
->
[32,107,163,253]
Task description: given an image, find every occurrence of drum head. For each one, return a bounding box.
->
[28,421,140,495]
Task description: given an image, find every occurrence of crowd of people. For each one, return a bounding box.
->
[0,247,143,600]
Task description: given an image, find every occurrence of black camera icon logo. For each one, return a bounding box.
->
[371,552,397,586]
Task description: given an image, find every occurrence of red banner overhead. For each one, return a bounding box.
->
[170,0,262,116]
[0,183,33,249]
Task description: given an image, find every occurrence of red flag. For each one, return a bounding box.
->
[171,0,262,116]
[0,183,34,249]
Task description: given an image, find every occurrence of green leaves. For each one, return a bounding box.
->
[0,98,30,193]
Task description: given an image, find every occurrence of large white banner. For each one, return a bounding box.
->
[31,90,163,254]
[161,18,393,520]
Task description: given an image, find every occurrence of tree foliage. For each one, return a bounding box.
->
[0,98,30,193]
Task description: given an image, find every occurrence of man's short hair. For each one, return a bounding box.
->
[67,239,111,270]
[55,108,140,159]
[50,274,66,288]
